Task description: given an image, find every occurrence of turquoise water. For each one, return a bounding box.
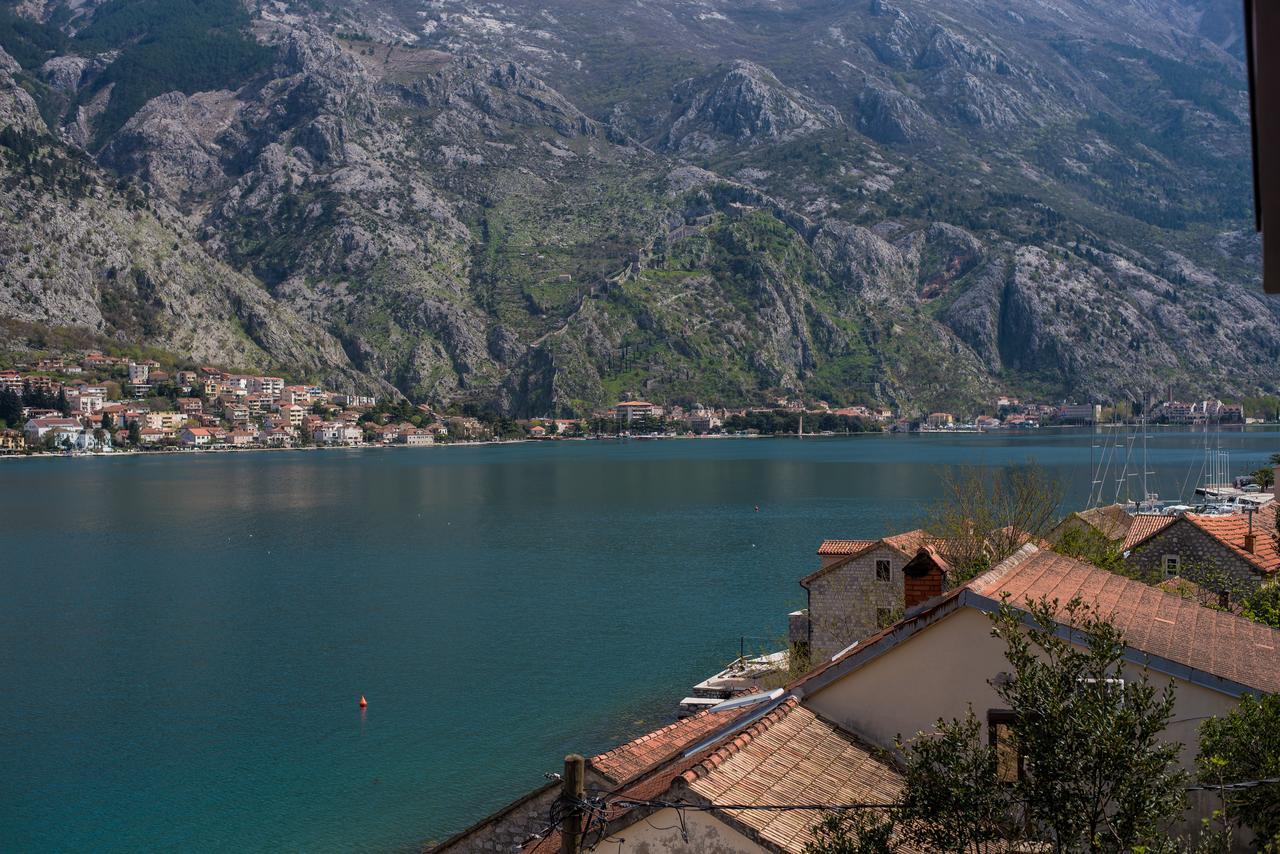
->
[2,430,1276,851]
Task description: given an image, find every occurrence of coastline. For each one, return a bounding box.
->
[4,421,1271,463]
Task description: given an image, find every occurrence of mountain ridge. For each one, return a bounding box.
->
[0,0,1275,415]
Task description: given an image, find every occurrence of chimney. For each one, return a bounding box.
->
[1246,533,1258,554]
[902,547,947,610]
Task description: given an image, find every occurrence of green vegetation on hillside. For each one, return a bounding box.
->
[72,0,271,143]
[0,3,67,69]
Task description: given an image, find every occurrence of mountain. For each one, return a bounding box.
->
[0,0,1275,415]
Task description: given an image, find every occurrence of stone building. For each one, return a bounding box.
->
[1123,506,1279,598]
[797,530,942,660]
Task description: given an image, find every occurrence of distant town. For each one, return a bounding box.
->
[0,348,1269,457]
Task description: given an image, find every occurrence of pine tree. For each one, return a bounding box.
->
[0,388,22,427]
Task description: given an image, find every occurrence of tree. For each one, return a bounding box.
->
[809,599,1187,854]
[127,419,141,446]
[990,597,1186,851]
[1052,525,1125,573]
[926,464,1064,581]
[55,388,71,416]
[1241,584,1280,629]
[1197,694,1280,849]
[0,387,22,427]
[895,710,1015,852]
[1255,468,1276,490]
[803,811,896,854]
[101,411,115,433]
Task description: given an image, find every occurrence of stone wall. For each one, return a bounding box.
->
[1126,520,1262,597]
[805,545,905,660]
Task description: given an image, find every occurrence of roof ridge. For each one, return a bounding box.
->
[590,708,715,765]
[966,542,1039,594]
[679,697,799,784]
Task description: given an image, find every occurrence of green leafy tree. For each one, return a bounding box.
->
[1197,694,1280,850]
[101,411,114,433]
[56,388,71,416]
[803,810,896,854]
[896,710,1015,852]
[810,599,1187,854]
[990,597,1186,852]
[127,419,141,446]
[1241,585,1280,629]
[1052,525,1125,573]
[1255,468,1276,490]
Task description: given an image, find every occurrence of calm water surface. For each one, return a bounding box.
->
[3,429,1276,851]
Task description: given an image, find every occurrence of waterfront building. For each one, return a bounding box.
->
[23,416,83,443]
[179,427,214,446]
[399,429,435,446]
[1055,403,1100,424]
[610,400,661,423]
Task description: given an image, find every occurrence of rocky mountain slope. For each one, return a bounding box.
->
[0,0,1275,414]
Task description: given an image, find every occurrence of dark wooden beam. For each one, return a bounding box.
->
[1246,0,1280,292]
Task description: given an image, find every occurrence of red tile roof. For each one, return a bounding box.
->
[681,699,918,853]
[1184,507,1280,575]
[590,705,751,784]
[969,547,1280,694]
[1124,507,1280,575]
[807,531,940,585]
[816,539,877,556]
[527,698,914,854]
[1122,514,1177,550]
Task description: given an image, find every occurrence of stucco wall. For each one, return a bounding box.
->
[805,605,1236,770]
[803,603,1242,842]
[806,545,905,660]
[612,807,767,853]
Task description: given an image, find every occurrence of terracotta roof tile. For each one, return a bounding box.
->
[1123,514,1178,550]
[969,547,1280,694]
[816,539,877,556]
[1183,507,1280,575]
[590,705,752,784]
[1075,504,1136,541]
[682,700,920,853]
[528,698,917,854]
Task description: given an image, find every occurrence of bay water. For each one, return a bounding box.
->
[3,429,1276,851]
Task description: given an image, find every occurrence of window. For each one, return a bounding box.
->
[987,710,1023,783]
[875,559,891,581]
[1163,554,1180,577]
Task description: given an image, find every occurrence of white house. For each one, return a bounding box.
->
[179,427,214,446]
[314,422,362,445]
[23,416,83,444]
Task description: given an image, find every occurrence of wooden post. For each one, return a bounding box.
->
[560,753,585,854]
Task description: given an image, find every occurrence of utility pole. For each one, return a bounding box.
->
[560,754,585,854]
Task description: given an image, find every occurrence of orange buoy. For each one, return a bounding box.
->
[359,695,368,708]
